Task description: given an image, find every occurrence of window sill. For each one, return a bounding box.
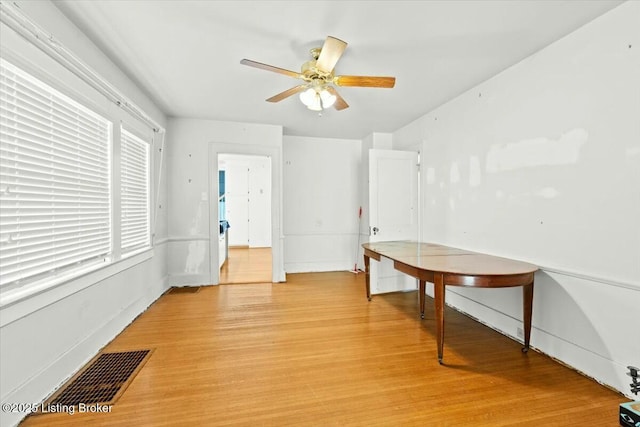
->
[0,249,154,327]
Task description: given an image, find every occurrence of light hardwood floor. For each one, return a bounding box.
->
[219,247,272,284]
[22,272,624,426]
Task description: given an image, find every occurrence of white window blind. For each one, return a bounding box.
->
[120,129,150,254]
[0,59,112,290]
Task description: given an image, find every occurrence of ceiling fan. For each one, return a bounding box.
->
[240,36,395,111]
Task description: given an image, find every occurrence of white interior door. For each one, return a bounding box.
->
[369,149,419,293]
[225,162,249,246]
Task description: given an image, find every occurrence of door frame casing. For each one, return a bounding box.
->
[208,142,284,284]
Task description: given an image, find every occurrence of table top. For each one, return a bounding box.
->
[362,241,538,276]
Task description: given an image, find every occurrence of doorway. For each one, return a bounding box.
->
[217,153,272,283]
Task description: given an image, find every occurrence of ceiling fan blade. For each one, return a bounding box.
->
[325,86,349,111]
[240,59,302,79]
[334,75,396,88]
[266,85,308,103]
[315,36,347,73]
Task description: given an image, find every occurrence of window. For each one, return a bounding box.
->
[120,129,150,255]
[0,59,112,291]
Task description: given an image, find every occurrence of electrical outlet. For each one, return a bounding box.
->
[516,327,524,339]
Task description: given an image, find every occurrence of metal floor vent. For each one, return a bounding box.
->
[40,349,152,410]
[168,286,201,294]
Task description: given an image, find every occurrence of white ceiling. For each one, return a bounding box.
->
[54,0,623,140]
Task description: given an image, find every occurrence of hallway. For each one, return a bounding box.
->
[219,247,272,284]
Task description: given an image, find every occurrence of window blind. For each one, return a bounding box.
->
[0,59,112,290]
[120,129,150,254]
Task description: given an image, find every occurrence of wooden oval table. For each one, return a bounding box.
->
[362,241,539,364]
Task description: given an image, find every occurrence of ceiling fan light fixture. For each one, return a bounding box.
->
[299,85,336,111]
[299,87,323,111]
[299,88,317,107]
[307,97,322,111]
[319,88,336,108]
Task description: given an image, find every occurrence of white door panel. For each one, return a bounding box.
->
[225,163,249,246]
[369,149,419,294]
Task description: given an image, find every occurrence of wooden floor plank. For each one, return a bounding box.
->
[22,272,624,426]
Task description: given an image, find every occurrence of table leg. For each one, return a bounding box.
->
[364,254,371,301]
[434,272,445,364]
[522,282,534,353]
[419,280,426,319]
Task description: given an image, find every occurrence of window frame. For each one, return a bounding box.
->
[0,56,156,316]
[120,127,152,257]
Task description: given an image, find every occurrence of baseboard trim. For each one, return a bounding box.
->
[443,289,631,399]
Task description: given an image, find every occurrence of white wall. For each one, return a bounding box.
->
[393,1,639,398]
[166,118,283,285]
[283,135,361,272]
[0,2,168,426]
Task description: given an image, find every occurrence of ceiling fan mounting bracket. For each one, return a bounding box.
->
[301,51,334,84]
[310,47,321,60]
